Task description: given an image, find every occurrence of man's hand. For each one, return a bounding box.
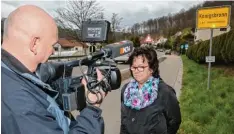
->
[81,68,107,107]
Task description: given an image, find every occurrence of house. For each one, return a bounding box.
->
[175,31,182,37]
[155,36,167,46]
[194,26,231,42]
[140,34,154,46]
[52,38,89,57]
[85,42,103,53]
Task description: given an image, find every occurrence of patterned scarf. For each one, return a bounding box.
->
[123,76,159,110]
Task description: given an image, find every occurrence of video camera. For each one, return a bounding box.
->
[36,20,134,113]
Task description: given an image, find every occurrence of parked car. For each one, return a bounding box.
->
[158,49,165,52]
[113,54,130,63]
[114,47,135,64]
[165,49,171,55]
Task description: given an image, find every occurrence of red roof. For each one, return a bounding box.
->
[144,34,153,43]
[58,38,88,48]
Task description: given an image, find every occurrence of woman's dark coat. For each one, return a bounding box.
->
[120,79,181,134]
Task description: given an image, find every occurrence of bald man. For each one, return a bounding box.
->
[2,5,106,134]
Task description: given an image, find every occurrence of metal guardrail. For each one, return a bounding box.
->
[48,51,100,61]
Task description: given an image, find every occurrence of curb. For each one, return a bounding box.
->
[173,56,183,98]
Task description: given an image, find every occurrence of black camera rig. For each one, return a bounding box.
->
[35,20,133,114]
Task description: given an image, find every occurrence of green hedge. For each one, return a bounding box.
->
[186,30,234,64]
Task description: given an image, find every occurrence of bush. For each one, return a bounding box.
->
[196,40,208,63]
[221,31,234,63]
[164,41,172,49]
[129,36,140,48]
[187,30,234,64]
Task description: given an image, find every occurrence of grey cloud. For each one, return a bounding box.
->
[1,1,66,18]
[1,1,203,28]
[2,1,20,7]
[2,0,65,9]
[116,1,203,26]
[1,1,17,17]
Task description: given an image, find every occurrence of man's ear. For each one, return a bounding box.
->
[29,37,40,55]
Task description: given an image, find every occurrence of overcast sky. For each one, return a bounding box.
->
[1,0,204,28]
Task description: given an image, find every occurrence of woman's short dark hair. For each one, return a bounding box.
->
[128,46,159,78]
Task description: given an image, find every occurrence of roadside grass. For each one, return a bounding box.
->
[178,56,234,134]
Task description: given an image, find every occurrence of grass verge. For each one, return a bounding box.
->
[178,56,234,134]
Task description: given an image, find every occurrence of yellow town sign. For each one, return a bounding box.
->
[196,6,231,29]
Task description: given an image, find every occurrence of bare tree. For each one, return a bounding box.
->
[111,13,123,40]
[111,13,123,32]
[55,0,104,31]
[147,19,154,33]
[55,0,104,55]
[131,23,140,35]
[142,21,148,34]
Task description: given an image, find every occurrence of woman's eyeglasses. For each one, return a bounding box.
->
[130,66,149,72]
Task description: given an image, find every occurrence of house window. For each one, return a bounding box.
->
[220,28,227,31]
[63,47,71,51]
[54,47,58,51]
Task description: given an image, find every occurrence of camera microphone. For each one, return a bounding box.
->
[67,40,134,67]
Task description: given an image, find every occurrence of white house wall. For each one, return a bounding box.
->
[195,26,231,42]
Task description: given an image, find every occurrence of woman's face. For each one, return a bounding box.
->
[130,55,153,84]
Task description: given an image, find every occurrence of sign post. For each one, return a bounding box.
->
[180,45,184,54]
[185,44,189,50]
[196,6,231,89]
[207,29,213,89]
[185,44,189,53]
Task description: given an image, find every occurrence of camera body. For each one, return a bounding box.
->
[36,59,121,111]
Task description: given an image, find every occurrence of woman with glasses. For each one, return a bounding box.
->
[120,46,181,134]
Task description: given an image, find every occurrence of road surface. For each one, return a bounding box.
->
[70,52,182,134]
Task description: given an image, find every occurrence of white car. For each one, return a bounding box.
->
[113,54,130,63]
[165,49,171,55]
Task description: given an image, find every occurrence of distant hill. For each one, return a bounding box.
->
[130,1,234,38]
